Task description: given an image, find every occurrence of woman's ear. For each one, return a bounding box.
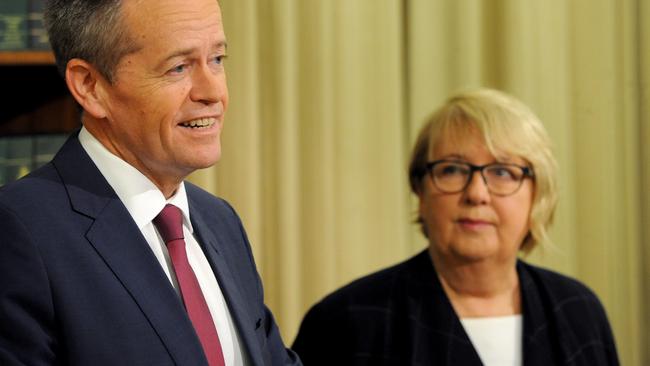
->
[65,58,109,119]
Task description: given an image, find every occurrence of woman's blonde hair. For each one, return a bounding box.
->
[408,88,558,253]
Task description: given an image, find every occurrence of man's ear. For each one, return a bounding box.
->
[65,58,110,119]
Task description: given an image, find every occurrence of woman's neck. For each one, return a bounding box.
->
[429,248,521,318]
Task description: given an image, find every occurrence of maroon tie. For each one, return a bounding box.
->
[153,204,225,366]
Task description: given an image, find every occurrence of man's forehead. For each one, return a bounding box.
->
[122,0,223,28]
[121,0,224,46]
[159,41,227,63]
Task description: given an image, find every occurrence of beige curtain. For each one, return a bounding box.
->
[192,0,414,342]
[190,1,649,364]
[639,0,650,362]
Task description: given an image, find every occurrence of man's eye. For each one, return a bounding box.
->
[212,55,227,65]
[169,64,187,74]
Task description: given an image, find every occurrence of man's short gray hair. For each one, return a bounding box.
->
[44,0,141,83]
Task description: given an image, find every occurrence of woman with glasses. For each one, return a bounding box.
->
[292,88,619,365]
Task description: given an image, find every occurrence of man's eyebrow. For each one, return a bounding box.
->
[158,41,228,67]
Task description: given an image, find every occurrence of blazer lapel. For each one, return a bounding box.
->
[53,134,208,366]
[406,251,483,365]
[519,262,562,366]
[189,206,265,366]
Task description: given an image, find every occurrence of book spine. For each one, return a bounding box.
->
[4,136,33,182]
[0,0,29,51]
[34,134,66,166]
[0,134,68,186]
[28,0,49,50]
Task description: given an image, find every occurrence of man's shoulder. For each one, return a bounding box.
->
[183,182,245,233]
[184,181,232,212]
[0,162,63,208]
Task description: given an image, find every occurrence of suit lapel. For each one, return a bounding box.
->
[189,206,265,366]
[53,135,208,366]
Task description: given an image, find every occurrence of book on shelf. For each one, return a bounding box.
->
[0,134,67,187]
[28,0,49,50]
[0,0,29,51]
[34,134,66,166]
[2,136,31,185]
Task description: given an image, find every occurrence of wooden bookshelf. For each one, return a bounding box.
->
[0,52,80,136]
[0,51,55,65]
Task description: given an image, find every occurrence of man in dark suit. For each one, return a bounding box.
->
[0,0,301,365]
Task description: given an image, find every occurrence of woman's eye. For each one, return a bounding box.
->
[490,166,516,179]
[439,164,466,176]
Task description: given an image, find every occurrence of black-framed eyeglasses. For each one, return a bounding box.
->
[425,159,534,196]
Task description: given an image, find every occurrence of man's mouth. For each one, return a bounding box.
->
[179,117,217,129]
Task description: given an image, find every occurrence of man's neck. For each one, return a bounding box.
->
[83,121,185,198]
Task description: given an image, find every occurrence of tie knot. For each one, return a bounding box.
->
[153,204,184,243]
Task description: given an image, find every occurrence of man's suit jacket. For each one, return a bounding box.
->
[292,250,619,366]
[0,134,300,366]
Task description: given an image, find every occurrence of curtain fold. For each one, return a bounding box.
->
[567,2,643,364]
[638,1,650,365]
[196,0,411,340]
[188,1,648,363]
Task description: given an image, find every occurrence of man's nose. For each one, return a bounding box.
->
[190,64,226,105]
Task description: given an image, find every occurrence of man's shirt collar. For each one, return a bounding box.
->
[78,127,193,232]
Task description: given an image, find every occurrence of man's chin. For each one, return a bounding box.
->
[189,150,222,170]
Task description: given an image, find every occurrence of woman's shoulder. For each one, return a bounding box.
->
[292,250,436,363]
[517,260,600,301]
[518,261,619,363]
[517,260,612,328]
[308,250,433,314]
